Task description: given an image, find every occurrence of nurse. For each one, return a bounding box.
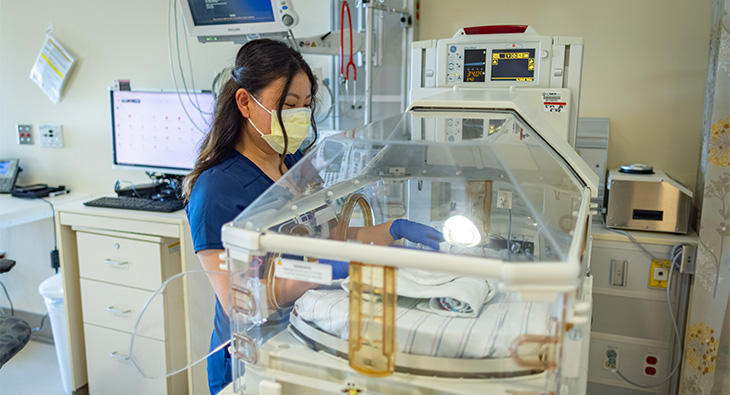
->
[182,39,444,394]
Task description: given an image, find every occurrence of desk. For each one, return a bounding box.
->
[0,193,87,228]
[55,199,214,395]
[0,193,88,314]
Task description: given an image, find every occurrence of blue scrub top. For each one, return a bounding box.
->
[187,149,302,345]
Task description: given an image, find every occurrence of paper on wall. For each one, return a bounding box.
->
[29,35,76,104]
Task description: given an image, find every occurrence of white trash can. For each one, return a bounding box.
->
[38,274,72,394]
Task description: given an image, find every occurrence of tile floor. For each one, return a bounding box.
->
[0,339,69,394]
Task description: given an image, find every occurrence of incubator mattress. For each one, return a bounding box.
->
[294,288,552,359]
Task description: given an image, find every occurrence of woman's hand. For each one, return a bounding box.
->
[319,258,349,279]
[389,219,445,250]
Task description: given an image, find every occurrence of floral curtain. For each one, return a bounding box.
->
[680,0,730,393]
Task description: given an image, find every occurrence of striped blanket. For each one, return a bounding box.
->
[294,288,553,359]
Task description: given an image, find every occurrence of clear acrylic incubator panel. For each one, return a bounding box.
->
[223,109,592,394]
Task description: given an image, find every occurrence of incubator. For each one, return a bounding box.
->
[222,27,598,394]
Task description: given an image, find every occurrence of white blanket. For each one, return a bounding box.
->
[342,269,496,318]
[294,288,552,359]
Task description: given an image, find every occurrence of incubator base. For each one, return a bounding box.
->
[237,330,551,395]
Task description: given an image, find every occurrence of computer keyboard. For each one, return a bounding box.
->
[83,196,185,213]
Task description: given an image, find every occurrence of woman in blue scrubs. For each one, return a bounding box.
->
[182,39,318,394]
[182,39,443,394]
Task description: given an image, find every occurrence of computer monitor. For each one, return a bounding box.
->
[110,89,215,175]
[178,0,299,44]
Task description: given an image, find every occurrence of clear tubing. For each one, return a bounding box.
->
[126,269,229,379]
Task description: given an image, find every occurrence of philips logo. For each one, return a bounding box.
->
[227,27,241,32]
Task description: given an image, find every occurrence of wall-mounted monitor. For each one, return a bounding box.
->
[178,0,299,44]
[110,90,215,175]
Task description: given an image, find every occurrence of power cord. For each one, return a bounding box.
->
[32,313,49,333]
[38,198,60,273]
[0,280,14,316]
[610,243,691,388]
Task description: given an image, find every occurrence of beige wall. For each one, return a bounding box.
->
[419,0,712,191]
[0,0,331,194]
[0,0,713,195]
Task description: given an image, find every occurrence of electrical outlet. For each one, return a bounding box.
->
[649,259,670,289]
[497,189,512,209]
[16,124,33,145]
[603,346,619,371]
[39,124,63,148]
[643,352,659,376]
[610,259,627,286]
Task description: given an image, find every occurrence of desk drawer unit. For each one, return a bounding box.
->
[80,279,166,341]
[77,231,163,290]
[83,324,167,395]
[73,228,185,394]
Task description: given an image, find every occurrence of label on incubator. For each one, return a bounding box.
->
[274,258,333,285]
[542,91,567,113]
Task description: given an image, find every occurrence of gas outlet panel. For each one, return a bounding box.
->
[649,259,670,289]
[17,124,33,144]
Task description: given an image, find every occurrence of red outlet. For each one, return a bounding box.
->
[646,356,658,365]
[645,366,657,375]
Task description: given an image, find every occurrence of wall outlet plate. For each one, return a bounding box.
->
[609,259,627,287]
[497,189,513,209]
[648,259,670,289]
[39,124,63,148]
[603,346,619,371]
[16,124,33,145]
[643,352,659,376]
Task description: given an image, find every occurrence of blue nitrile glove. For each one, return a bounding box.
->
[389,219,445,250]
[319,258,349,279]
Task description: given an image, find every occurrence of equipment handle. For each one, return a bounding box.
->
[110,351,130,362]
[104,259,129,268]
[106,306,132,316]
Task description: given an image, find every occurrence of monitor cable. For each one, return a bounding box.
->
[114,179,141,198]
[166,0,211,135]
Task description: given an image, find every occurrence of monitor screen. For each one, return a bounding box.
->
[490,48,536,82]
[0,161,9,175]
[463,49,487,83]
[179,0,296,42]
[187,0,275,26]
[111,90,215,174]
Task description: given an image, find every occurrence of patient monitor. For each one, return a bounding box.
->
[178,0,299,44]
[411,25,584,147]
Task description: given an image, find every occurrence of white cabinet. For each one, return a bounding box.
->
[587,225,696,395]
[76,227,184,395]
[57,202,214,395]
[83,324,169,395]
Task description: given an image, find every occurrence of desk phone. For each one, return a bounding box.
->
[0,159,20,193]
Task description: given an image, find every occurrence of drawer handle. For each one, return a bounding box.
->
[110,351,130,362]
[106,306,132,316]
[104,259,129,268]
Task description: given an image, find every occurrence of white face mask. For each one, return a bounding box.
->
[248,94,312,155]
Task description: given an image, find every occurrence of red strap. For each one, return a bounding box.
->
[462,25,528,35]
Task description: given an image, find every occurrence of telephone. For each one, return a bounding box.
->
[0,158,20,193]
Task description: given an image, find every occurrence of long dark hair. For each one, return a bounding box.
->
[182,39,318,202]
